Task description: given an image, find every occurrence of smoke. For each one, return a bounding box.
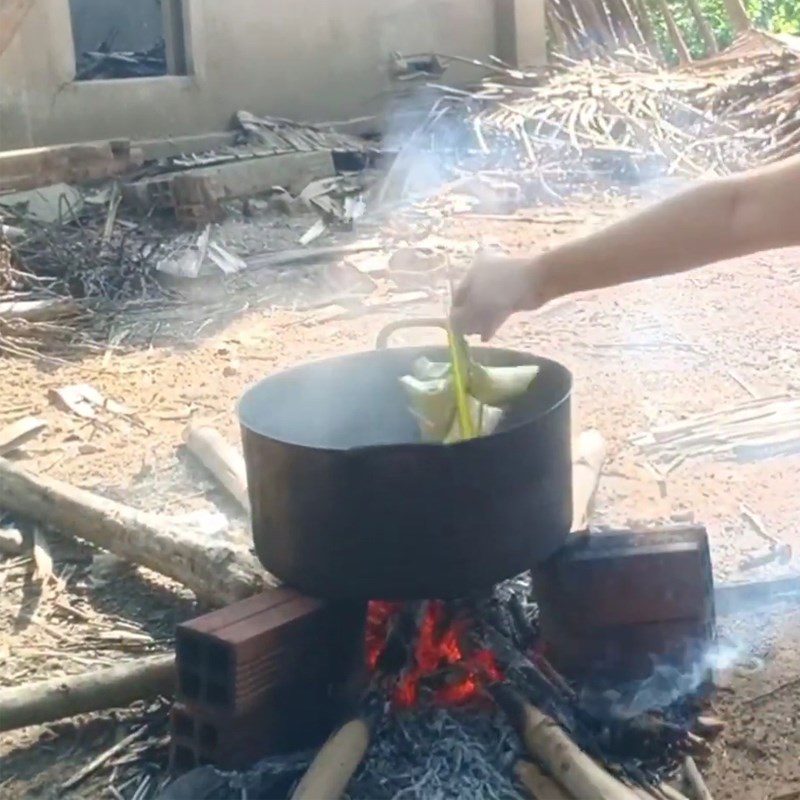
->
[576,639,739,721]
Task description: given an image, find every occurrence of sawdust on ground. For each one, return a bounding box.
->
[1,198,798,799]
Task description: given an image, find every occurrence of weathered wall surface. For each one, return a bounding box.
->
[0,0,544,151]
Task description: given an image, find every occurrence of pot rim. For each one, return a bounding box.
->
[238,345,573,455]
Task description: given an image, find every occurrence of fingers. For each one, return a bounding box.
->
[450,302,502,341]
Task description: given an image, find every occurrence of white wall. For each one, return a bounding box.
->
[0,0,545,151]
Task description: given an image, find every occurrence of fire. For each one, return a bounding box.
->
[366,600,503,709]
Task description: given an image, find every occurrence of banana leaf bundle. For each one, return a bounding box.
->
[400,328,539,443]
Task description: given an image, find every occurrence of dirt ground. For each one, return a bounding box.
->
[1,195,798,799]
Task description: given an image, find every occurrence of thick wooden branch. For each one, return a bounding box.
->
[0,457,275,606]
[183,424,250,513]
[520,701,641,799]
[0,654,174,732]
[515,760,574,798]
[496,686,640,800]
[290,717,371,800]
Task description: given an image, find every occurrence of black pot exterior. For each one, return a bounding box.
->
[239,346,572,599]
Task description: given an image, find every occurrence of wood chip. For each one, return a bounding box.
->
[32,527,54,583]
[0,416,48,456]
[49,384,131,419]
[60,725,149,792]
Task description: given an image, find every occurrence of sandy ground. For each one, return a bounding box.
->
[1,197,798,798]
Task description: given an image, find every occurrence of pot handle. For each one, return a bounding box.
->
[375,318,449,350]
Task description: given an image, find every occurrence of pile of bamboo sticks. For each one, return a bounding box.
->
[409,35,799,184]
[632,394,800,463]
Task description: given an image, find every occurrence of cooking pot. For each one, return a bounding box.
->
[239,319,573,599]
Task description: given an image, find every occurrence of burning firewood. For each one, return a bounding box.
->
[693,716,726,739]
[492,684,642,800]
[682,756,714,800]
[515,760,574,799]
[289,713,375,800]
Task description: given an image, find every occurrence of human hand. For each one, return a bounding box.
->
[450,252,554,341]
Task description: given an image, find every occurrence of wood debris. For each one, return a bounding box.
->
[0,416,47,456]
[49,384,132,419]
[632,394,800,463]
[387,38,799,200]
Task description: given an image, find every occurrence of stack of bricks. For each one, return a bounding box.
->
[170,587,365,772]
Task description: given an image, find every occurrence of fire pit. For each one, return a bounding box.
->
[169,525,719,800]
[166,326,721,800]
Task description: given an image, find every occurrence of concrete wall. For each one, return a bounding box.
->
[0,0,546,151]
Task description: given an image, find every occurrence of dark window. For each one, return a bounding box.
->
[68,0,188,81]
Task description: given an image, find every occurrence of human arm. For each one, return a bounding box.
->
[451,155,800,340]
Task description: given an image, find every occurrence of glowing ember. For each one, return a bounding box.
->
[366,600,503,709]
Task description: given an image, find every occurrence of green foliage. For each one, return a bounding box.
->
[747,0,800,32]
[645,0,799,64]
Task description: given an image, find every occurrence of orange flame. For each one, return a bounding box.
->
[366,601,503,709]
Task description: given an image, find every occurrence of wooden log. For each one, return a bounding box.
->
[0,457,274,606]
[497,687,640,800]
[0,654,174,732]
[572,429,606,531]
[683,757,713,800]
[0,299,81,324]
[183,424,250,513]
[290,717,371,800]
[0,416,47,456]
[515,760,574,798]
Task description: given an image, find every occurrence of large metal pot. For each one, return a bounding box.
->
[239,319,573,599]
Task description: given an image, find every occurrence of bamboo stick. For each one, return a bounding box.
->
[572,429,607,531]
[683,756,714,800]
[515,760,574,798]
[290,717,371,800]
[496,686,641,800]
[183,423,250,513]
